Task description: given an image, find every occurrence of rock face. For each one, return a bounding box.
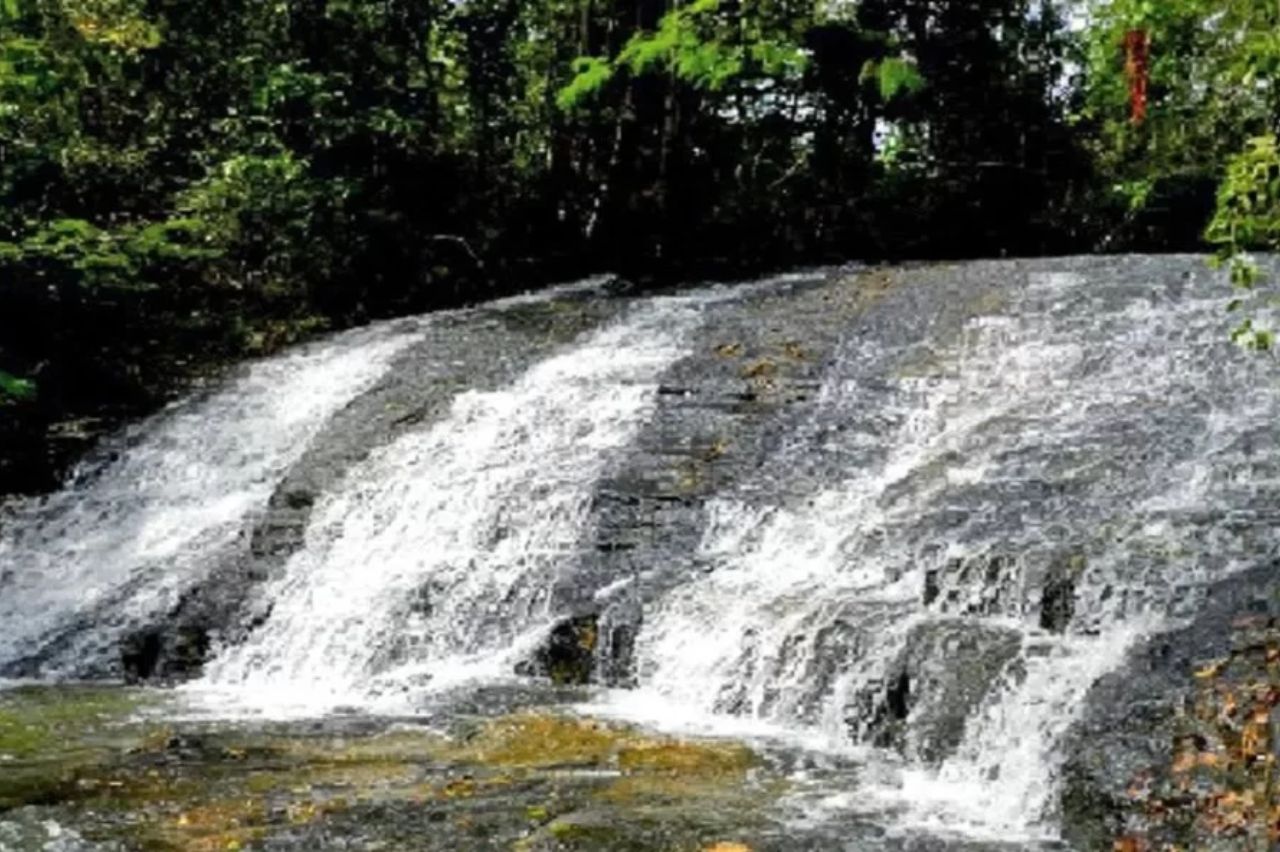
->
[854,620,1023,762]
[3,255,1279,850]
[1060,560,1280,850]
[0,288,626,681]
[515,615,601,685]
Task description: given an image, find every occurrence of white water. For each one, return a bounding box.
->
[0,321,421,672]
[194,297,704,714]
[618,271,1280,842]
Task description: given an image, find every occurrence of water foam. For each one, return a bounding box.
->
[195,298,705,715]
[0,321,421,673]
[622,269,1280,841]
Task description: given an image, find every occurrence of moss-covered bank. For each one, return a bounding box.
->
[0,687,788,852]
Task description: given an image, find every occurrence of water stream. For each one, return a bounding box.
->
[1,259,1277,848]
[198,297,703,712]
[0,320,422,674]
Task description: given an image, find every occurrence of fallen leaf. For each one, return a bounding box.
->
[1171,750,1197,774]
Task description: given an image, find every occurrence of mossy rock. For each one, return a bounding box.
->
[1,693,784,852]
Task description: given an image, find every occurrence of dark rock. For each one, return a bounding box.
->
[516,615,600,685]
[853,620,1022,762]
[1040,553,1084,634]
[598,621,638,688]
[282,489,314,510]
[120,625,210,683]
[120,630,163,682]
[923,569,940,607]
[886,670,911,721]
[1060,560,1280,849]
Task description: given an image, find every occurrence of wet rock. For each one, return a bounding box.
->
[1060,560,1280,850]
[1040,553,1085,634]
[853,620,1021,762]
[1039,575,1074,633]
[580,269,859,682]
[120,630,164,682]
[0,810,125,852]
[282,488,314,510]
[120,625,210,682]
[928,552,1022,618]
[923,569,940,607]
[858,669,914,750]
[886,670,911,721]
[596,620,638,688]
[516,615,600,685]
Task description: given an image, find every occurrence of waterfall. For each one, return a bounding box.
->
[3,259,1277,847]
[0,320,422,674]
[194,297,704,713]
[615,270,1280,841]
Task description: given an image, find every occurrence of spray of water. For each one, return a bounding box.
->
[0,322,421,672]
[618,271,1280,841]
[195,298,704,714]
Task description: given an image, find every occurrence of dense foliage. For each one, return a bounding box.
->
[0,0,1276,490]
[1081,0,1280,348]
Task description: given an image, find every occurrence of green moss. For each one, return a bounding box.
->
[616,739,755,776]
[0,685,159,809]
[0,685,149,759]
[547,818,623,843]
[451,714,620,768]
[2,701,782,852]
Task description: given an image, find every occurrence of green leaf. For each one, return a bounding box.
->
[556,56,613,111]
[876,58,925,101]
[0,369,36,401]
[607,0,761,93]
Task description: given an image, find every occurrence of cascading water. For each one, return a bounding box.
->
[0,320,422,674]
[613,268,1280,841]
[195,297,704,712]
[2,259,1276,849]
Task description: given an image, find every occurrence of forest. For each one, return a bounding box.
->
[0,0,1278,492]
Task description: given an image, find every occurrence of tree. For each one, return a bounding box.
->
[0,0,1202,489]
[1083,0,1280,246]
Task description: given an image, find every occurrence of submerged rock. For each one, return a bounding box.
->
[0,810,125,852]
[0,689,794,852]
